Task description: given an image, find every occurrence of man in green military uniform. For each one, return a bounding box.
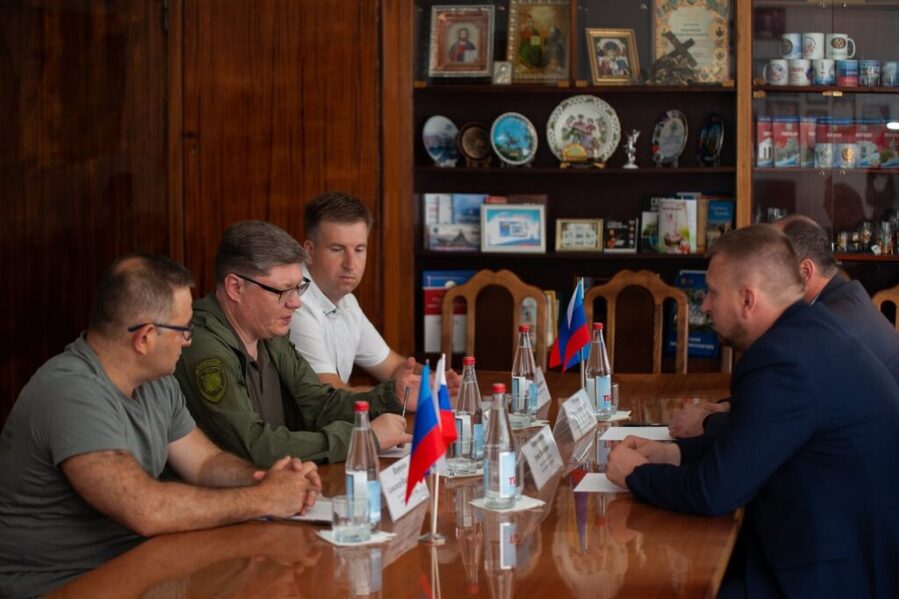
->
[175,220,415,466]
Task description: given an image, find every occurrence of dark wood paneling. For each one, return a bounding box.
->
[0,0,169,423]
[182,0,382,317]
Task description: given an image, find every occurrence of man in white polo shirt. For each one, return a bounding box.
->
[290,192,459,393]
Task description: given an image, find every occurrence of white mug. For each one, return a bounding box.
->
[789,59,813,86]
[802,33,825,59]
[781,33,802,59]
[826,33,856,59]
[813,59,835,85]
[764,59,789,85]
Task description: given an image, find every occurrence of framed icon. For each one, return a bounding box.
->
[507,0,570,83]
[586,28,639,85]
[429,5,495,78]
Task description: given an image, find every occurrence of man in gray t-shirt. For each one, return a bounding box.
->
[0,254,322,598]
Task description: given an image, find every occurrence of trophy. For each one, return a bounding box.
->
[623,129,640,169]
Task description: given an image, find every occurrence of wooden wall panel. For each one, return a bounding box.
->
[181,0,382,319]
[0,0,169,423]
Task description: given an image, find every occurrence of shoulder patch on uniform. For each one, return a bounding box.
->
[195,358,227,403]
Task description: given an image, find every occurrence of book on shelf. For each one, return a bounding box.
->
[451,193,486,224]
[422,193,450,226]
[422,193,485,251]
[640,212,659,252]
[603,218,638,253]
[665,270,719,358]
[422,270,476,354]
[658,198,697,254]
[508,193,548,206]
[705,199,735,248]
[425,224,480,251]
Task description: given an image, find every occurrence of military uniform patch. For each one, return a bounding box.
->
[196,358,227,403]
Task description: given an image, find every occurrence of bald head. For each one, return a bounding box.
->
[708,224,804,308]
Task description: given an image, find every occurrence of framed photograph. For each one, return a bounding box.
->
[652,0,730,84]
[586,29,639,85]
[507,0,570,83]
[429,5,495,78]
[555,218,604,252]
[481,204,546,253]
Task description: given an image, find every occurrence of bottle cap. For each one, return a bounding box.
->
[518,324,530,333]
[492,383,506,394]
[354,401,369,412]
[463,356,476,365]
[593,322,604,330]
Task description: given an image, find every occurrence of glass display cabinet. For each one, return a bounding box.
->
[750,0,899,286]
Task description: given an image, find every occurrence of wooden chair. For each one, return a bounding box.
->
[441,269,548,369]
[583,269,689,374]
[872,284,899,331]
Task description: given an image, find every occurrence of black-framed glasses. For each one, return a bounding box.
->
[127,322,194,341]
[234,273,311,304]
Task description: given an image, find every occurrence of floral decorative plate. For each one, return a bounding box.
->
[651,109,688,167]
[490,112,538,166]
[546,95,621,164]
[422,115,460,167]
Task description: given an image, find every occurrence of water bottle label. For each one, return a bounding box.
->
[367,479,381,525]
[597,375,612,412]
[511,377,528,412]
[345,472,366,516]
[473,423,484,459]
[527,382,538,413]
[499,451,517,498]
[455,414,472,455]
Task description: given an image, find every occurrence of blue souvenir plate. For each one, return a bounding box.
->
[422,115,459,167]
[651,109,688,167]
[490,112,538,166]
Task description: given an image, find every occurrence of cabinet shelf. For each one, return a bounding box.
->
[417,166,736,176]
[754,85,899,95]
[415,83,735,95]
[417,250,709,261]
[835,253,899,263]
[753,167,899,175]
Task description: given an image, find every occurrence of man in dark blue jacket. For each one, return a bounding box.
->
[608,225,899,598]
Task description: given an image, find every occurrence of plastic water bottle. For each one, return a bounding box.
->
[345,401,381,530]
[449,356,484,475]
[510,324,537,427]
[483,383,517,509]
[585,322,614,419]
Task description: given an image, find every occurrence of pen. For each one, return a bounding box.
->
[401,386,410,419]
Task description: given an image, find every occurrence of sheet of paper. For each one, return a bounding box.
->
[597,410,631,422]
[287,498,332,523]
[534,367,552,412]
[379,455,429,521]
[573,473,629,494]
[599,426,673,442]
[379,444,411,459]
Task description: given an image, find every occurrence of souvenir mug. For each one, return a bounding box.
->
[788,59,813,86]
[882,62,898,86]
[836,60,859,86]
[860,60,881,87]
[802,33,825,59]
[826,33,856,60]
[781,33,802,59]
[813,59,835,85]
[837,142,858,169]
[764,59,788,85]
[815,142,834,168]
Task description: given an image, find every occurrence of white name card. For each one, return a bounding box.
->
[520,425,563,491]
[379,455,429,521]
[562,389,597,442]
[534,367,552,413]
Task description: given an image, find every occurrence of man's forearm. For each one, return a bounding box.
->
[195,451,260,487]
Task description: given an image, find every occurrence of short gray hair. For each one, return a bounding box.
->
[215,220,306,284]
[708,224,803,300]
[777,215,838,277]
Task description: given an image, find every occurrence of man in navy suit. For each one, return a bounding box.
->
[607,225,899,598]
[670,215,899,438]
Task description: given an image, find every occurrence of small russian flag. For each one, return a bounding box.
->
[405,362,447,502]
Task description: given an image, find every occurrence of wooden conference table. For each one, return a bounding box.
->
[52,371,736,599]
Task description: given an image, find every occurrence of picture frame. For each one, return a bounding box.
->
[652,0,730,84]
[481,204,546,253]
[507,0,570,83]
[555,218,604,252]
[586,29,639,85]
[429,5,495,78]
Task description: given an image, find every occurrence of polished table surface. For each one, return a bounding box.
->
[52,372,736,599]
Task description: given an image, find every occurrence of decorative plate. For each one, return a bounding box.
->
[651,109,688,167]
[697,113,724,166]
[422,115,460,167]
[490,112,538,166]
[546,94,621,164]
[458,122,492,166]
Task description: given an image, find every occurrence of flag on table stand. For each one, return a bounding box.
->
[549,279,590,372]
[433,354,458,447]
[406,362,447,502]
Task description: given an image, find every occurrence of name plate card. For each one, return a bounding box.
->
[379,455,429,521]
[520,425,563,490]
[534,367,552,417]
[562,389,597,442]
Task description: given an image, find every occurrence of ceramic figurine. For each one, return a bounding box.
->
[623,129,640,169]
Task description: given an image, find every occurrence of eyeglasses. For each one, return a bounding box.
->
[127,322,194,341]
[235,273,311,304]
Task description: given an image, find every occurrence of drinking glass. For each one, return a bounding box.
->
[331,495,371,543]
